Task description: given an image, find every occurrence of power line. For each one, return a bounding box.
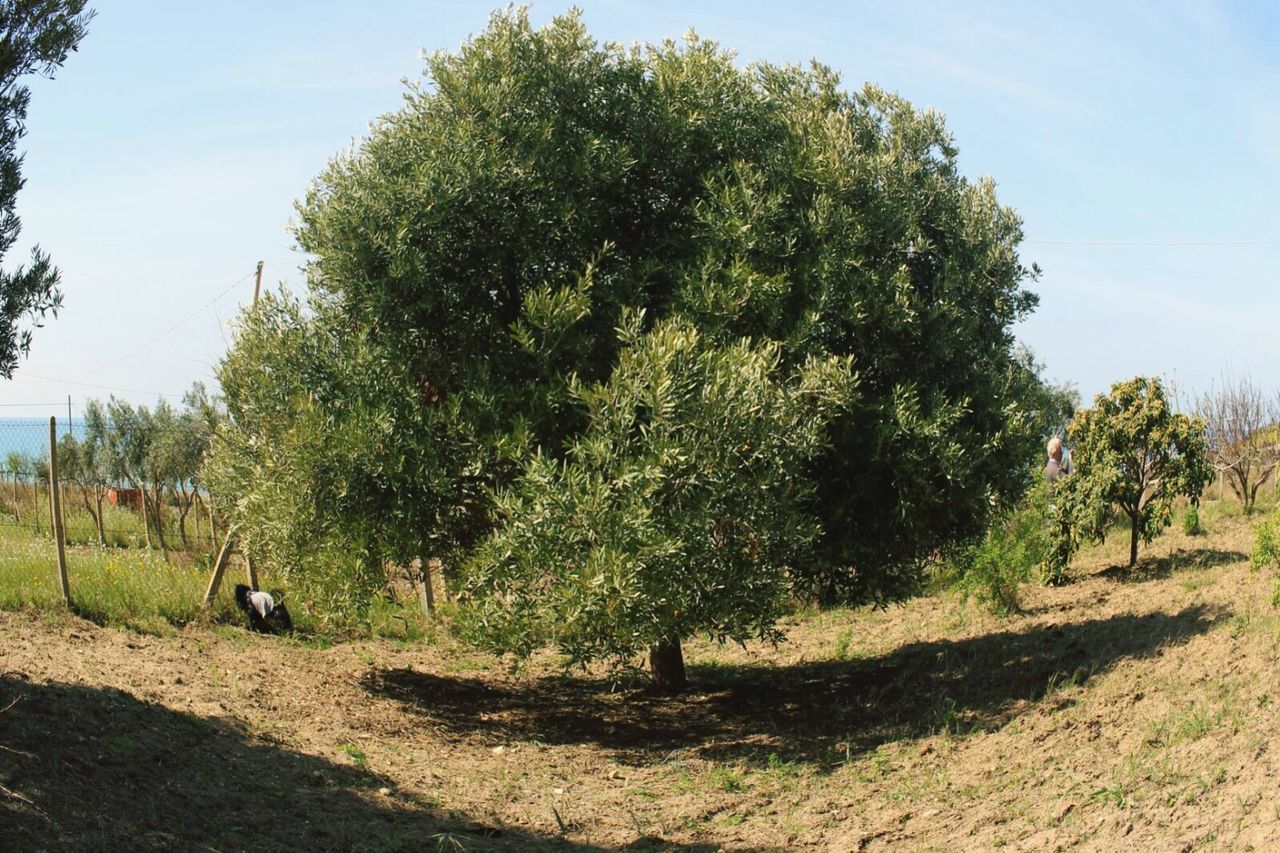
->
[1025,238,1280,247]
[14,371,184,398]
[72,267,258,380]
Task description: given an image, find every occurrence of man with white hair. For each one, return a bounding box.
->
[1045,436,1071,484]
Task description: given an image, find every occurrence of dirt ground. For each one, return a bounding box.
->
[4,501,1280,851]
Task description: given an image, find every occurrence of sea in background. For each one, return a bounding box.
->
[0,418,88,462]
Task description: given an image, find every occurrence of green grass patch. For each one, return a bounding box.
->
[0,523,438,641]
[0,526,236,631]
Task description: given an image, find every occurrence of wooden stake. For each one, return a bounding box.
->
[48,418,69,607]
[252,260,264,305]
[202,526,239,608]
[415,556,435,615]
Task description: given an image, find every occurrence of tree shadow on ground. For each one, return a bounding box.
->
[0,676,608,852]
[364,605,1226,770]
[1097,547,1248,582]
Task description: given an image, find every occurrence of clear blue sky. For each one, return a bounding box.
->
[6,0,1279,416]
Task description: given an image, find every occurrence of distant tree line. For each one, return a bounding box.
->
[53,383,221,552]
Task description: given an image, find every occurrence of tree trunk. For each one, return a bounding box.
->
[151,485,169,560]
[648,636,687,692]
[1129,516,1140,567]
[94,491,106,546]
[176,483,191,549]
[137,482,152,549]
[79,486,101,545]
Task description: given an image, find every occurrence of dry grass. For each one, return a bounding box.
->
[3,491,1280,850]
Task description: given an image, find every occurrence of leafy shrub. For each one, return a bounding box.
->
[1181,504,1202,536]
[1049,377,1211,571]
[941,483,1052,614]
[1251,510,1280,607]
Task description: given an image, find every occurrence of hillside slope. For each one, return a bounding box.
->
[2,498,1278,850]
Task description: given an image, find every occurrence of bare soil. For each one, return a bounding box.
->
[4,499,1280,851]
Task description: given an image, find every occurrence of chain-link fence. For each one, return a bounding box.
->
[0,418,59,543]
[0,417,225,613]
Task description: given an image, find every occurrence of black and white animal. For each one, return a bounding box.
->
[234,583,293,634]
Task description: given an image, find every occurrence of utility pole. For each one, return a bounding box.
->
[252,260,264,305]
[66,396,72,436]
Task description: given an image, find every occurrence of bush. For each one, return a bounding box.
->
[942,483,1052,615]
[1181,504,1202,536]
[1250,510,1280,607]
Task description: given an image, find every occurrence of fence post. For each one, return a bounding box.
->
[48,417,70,607]
[415,556,435,615]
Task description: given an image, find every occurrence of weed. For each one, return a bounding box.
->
[833,629,854,660]
[765,753,803,777]
[944,482,1056,611]
[339,742,368,769]
[430,833,468,852]
[1173,703,1218,742]
[708,766,746,792]
[1045,665,1091,696]
[1182,505,1202,536]
[1092,783,1127,808]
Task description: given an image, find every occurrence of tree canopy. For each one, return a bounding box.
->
[209,9,1049,686]
[0,1,93,377]
[1051,376,1211,570]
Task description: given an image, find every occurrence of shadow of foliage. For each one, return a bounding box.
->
[0,676,603,851]
[1097,548,1248,582]
[364,605,1226,770]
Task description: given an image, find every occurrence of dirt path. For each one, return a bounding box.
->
[4,508,1280,851]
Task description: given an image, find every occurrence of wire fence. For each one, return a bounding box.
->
[0,419,57,542]
[0,417,222,579]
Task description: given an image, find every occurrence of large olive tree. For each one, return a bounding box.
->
[210,10,1046,687]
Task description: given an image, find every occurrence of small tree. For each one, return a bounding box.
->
[1054,377,1211,569]
[459,315,857,689]
[58,431,108,545]
[1196,371,1277,513]
[4,449,20,510]
[101,397,165,553]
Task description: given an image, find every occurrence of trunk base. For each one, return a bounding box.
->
[648,637,687,692]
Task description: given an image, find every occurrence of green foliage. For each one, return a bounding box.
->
[212,10,1048,667]
[457,315,856,666]
[0,524,234,633]
[1050,377,1211,570]
[0,1,94,376]
[67,388,217,551]
[204,293,410,618]
[1253,514,1280,574]
[1250,507,1280,608]
[939,483,1052,614]
[1181,504,1202,537]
